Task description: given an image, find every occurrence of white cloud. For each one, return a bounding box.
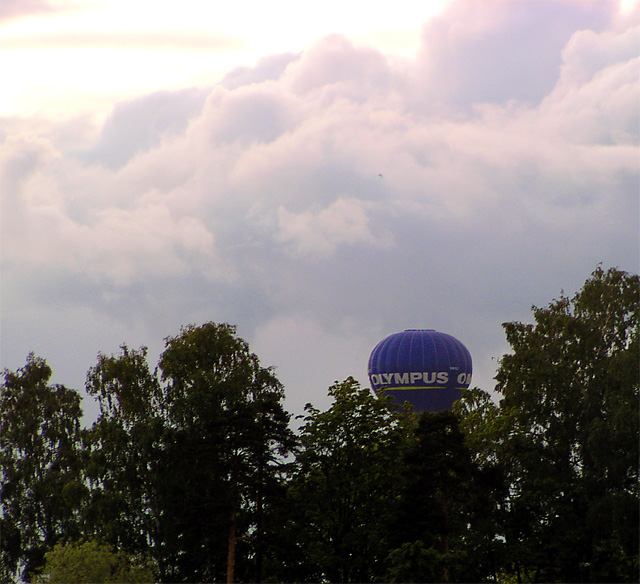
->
[275,198,390,258]
[413,0,619,107]
[558,20,639,88]
[1,0,637,415]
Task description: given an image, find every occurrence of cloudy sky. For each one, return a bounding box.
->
[2,0,638,421]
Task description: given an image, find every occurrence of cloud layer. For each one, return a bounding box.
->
[2,0,638,417]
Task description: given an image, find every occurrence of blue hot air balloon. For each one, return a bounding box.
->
[368,329,472,412]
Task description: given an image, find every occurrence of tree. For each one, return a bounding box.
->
[156,322,295,583]
[386,410,502,583]
[492,267,639,582]
[35,540,155,583]
[82,323,294,583]
[0,354,86,582]
[285,378,409,583]
[83,346,164,561]
[83,323,294,583]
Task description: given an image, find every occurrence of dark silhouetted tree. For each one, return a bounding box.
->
[82,324,295,583]
[486,266,638,583]
[156,322,295,583]
[83,346,163,561]
[284,378,408,583]
[386,410,501,583]
[0,354,86,582]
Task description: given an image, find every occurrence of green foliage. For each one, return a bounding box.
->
[384,541,459,583]
[84,346,163,556]
[86,344,161,426]
[285,378,408,583]
[490,266,639,582]
[386,410,502,583]
[0,354,86,582]
[156,323,295,583]
[83,323,294,583]
[35,540,155,583]
[454,387,509,466]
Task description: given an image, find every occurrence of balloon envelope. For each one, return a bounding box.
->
[368,329,472,412]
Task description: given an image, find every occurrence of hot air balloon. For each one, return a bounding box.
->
[368,329,472,412]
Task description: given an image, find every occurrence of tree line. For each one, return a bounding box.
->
[1,267,638,583]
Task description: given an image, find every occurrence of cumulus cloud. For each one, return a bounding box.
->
[274,198,390,258]
[221,53,300,90]
[413,0,618,107]
[1,0,637,414]
[83,88,209,169]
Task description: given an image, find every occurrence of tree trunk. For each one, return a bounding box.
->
[441,486,450,583]
[227,504,237,584]
[255,459,264,583]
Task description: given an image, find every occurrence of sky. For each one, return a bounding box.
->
[1,0,638,422]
